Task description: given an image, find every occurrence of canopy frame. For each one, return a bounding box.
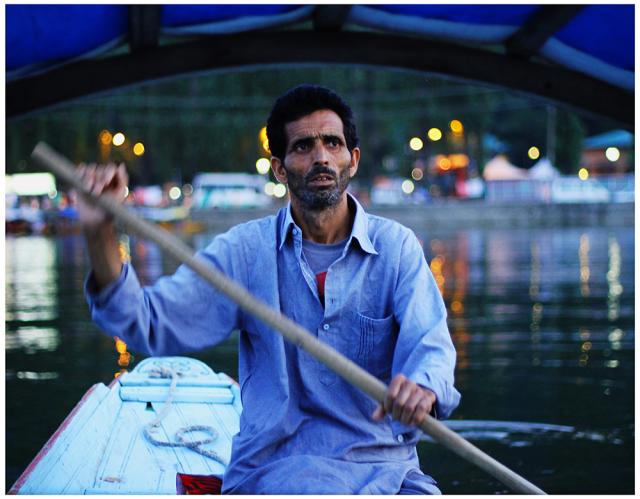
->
[7,30,633,127]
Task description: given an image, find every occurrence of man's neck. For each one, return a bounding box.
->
[290,195,353,244]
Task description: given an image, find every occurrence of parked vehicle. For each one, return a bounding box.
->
[191,173,270,210]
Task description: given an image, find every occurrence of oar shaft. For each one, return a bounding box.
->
[31,142,545,495]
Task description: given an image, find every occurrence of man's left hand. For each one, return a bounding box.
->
[371,374,436,427]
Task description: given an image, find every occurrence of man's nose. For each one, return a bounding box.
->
[312,143,330,164]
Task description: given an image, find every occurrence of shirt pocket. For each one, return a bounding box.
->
[355,312,397,381]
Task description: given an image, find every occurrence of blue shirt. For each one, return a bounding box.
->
[86,194,461,494]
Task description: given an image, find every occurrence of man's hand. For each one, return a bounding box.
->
[371,374,436,427]
[76,162,128,232]
[75,162,129,291]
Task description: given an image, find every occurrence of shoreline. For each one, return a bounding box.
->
[9,201,634,237]
[189,201,635,232]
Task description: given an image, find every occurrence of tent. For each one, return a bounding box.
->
[6,5,634,125]
[529,158,561,180]
[483,155,529,181]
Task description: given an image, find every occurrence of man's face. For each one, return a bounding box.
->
[272,109,359,211]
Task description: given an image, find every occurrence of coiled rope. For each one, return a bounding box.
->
[142,366,228,465]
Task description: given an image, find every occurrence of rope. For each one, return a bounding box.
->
[142,366,228,465]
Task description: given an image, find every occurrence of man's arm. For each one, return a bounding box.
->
[372,229,461,430]
[76,163,128,290]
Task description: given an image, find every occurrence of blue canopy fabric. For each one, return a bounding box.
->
[5,4,635,123]
[348,5,634,90]
[583,130,635,150]
[6,5,314,78]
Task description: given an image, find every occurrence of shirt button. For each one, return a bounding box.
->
[292,228,298,236]
[323,324,330,331]
[396,434,404,443]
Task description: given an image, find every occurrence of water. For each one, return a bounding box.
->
[5,222,634,493]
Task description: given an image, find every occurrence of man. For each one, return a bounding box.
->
[80,84,461,494]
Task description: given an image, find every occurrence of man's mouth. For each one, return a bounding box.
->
[307,173,336,187]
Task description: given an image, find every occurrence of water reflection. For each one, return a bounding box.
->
[115,336,133,378]
[9,371,60,381]
[5,237,58,322]
[5,327,60,353]
[607,236,622,321]
[579,233,590,296]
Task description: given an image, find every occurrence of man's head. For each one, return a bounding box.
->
[266,84,359,161]
[267,85,360,211]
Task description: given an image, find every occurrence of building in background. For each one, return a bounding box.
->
[580,130,633,176]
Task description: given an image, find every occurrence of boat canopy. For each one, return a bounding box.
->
[6,5,634,125]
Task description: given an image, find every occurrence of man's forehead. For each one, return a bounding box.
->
[285,110,345,140]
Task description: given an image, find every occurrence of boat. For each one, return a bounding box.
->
[9,357,242,494]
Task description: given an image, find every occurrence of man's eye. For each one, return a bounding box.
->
[327,138,341,148]
[293,142,310,152]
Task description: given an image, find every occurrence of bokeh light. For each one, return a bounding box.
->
[401,179,415,194]
[112,132,125,146]
[605,147,620,162]
[409,137,424,151]
[99,130,112,145]
[437,156,452,171]
[427,128,442,141]
[259,126,271,153]
[273,183,287,198]
[264,182,276,196]
[256,158,271,174]
[449,120,463,133]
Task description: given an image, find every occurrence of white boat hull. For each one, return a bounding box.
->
[10,357,241,494]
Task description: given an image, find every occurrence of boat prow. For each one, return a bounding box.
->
[9,357,241,494]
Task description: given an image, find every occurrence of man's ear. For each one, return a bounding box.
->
[271,157,287,184]
[348,147,360,178]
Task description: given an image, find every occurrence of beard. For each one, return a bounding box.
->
[285,164,352,211]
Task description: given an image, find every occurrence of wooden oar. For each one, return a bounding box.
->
[31,142,546,495]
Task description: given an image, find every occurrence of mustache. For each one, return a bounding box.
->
[304,166,337,183]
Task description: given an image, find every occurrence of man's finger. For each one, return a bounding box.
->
[412,396,432,426]
[99,165,118,193]
[392,381,413,421]
[92,169,109,195]
[82,165,96,191]
[371,404,386,421]
[117,163,129,186]
[384,374,405,413]
[399,389,422,425]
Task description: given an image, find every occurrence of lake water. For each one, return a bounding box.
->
[5,221,635,493]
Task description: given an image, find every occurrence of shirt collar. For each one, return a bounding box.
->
[278,193,378,255]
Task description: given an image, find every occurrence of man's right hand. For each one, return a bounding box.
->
[76,162,128,232]
[75,162,129,291]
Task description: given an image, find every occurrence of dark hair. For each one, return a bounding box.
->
[266,84,359,159]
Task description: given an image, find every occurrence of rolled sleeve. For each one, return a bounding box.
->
[85,262,131,309]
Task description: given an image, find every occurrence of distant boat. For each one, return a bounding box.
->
[5,206,47,235]
[9,357,241,494]
[133,205,189,223]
